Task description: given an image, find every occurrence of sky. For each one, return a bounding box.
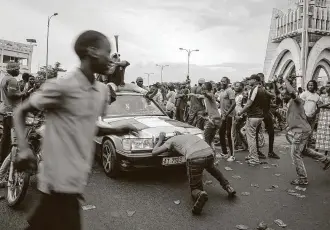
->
[0,0,289,84]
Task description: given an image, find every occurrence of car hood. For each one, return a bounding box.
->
[101,116,202,138]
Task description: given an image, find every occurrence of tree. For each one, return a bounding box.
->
[37,62,66,79]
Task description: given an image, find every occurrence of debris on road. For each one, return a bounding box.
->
[287,189,306,198]
[204,180,213,185]
[271,164,279,167]
[265,189,274,192]
[257,221,268,230]
[126,210,136,217]
[274,219,287,228]
[214,160,220,166]
[225,167,233,171]
[296,194,306,198]
[271,185,279,189]
[232,175,242,179]
[236,224,249,229]
[241,192,250,196]
[174,200,181,205]
[295,186,307,192]
[288,192,300,197]
[260,161,268,165]
[82,205,96,211]
[263,166,271,169]
[251,184,260,188]
[274,173,281,177]
[236,161,243,165]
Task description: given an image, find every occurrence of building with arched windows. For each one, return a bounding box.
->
[263,0,330,88]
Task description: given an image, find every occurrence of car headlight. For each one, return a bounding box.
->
[196,134,204,140]
[122,138,153,151]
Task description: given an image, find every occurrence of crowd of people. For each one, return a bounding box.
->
[0,30,329,228]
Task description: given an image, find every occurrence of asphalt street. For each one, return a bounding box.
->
[1,133,330,230]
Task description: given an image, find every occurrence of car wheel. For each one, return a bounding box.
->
[101,139,120,178]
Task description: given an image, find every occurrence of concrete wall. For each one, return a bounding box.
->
[0,39,33,74]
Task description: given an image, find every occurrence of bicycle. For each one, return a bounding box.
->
[0,112,43,207]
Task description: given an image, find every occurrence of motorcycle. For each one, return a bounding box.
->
[2,113,44,207]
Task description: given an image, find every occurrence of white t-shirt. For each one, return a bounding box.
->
[299,91,320,117]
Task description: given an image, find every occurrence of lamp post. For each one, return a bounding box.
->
[46,13,58,79]
[179,48,199,77]
[156,64,169,83]
[144,72,154,87]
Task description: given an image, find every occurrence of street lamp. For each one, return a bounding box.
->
[179,47,199,77]
[144,73,154,87]
[46,12,58,79]
[156,64,169,83]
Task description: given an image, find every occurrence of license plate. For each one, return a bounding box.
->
[162,156,185,166]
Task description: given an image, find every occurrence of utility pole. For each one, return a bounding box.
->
[46,13,58,79]
[179,48,199,77]
[156,64,169,83]
[144,72,154,87]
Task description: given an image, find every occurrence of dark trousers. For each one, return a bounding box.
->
[219,117,233,156]
[256,112,274,153]
[0,116,11,163]
[188,109,205,130]
[175,108,184,122]
[187,155,229,200]
[26,192,81,230]
[232,117,248,149]
[204,118,221,147]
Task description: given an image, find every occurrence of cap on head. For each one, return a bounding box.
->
[198,78,205,84]
[136,77,143,82]
[248,74,261,82]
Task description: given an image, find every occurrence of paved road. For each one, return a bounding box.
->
[1,133,330,230]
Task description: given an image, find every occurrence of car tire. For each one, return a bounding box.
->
[101,139,121,178]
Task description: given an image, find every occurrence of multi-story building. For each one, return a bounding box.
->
[263,0,330,88]
[0,39,34,74]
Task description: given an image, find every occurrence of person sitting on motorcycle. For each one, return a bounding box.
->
[0,62,26,187]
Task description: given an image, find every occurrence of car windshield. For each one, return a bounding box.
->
[104,94,165,117]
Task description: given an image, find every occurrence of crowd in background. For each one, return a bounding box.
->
[114,73,330,163]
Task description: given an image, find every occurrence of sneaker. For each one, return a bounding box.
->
[227,156,235,162]
[245,156,251,161]
[220,153,229,158]
[323,158,330,170]
[247,160,260,166]
[268,152,280,159]
[258,152,267,159]
[192,191,208,215]
[224,185,236,197]
[290,178,308,185]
